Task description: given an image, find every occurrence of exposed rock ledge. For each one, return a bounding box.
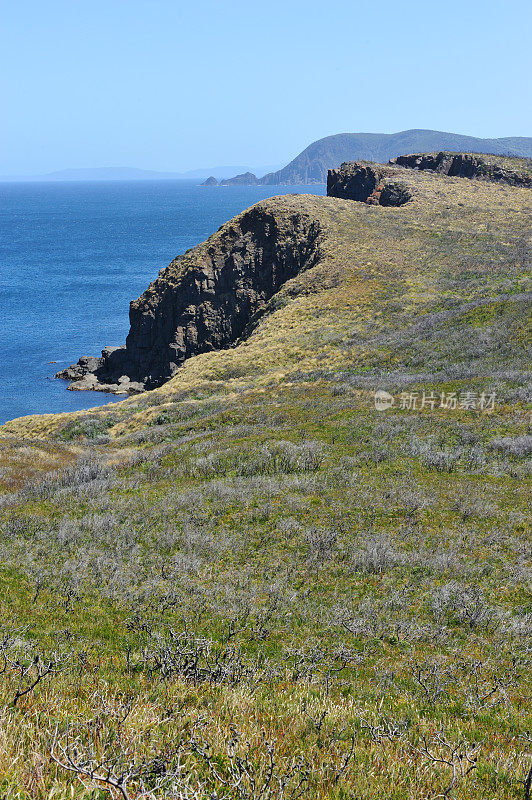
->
[57,201,323,393]
[327,162,413,206]
[391,152,532,187]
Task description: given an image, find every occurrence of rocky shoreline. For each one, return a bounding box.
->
[55,348,145,394]
[56,200,323,394]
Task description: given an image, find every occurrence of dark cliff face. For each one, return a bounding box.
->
[58,202,323,393]
[327,162,413,206]
[391,152,532,187]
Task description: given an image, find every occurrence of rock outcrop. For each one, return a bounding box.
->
[391,152,532,187]
[57,201,323,393]
[201,176,219,186]
[327,162,413,206]
[220,172,258,186]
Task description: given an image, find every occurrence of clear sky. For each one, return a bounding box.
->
[1,0,531,175]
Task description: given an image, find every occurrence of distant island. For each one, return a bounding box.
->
[0,164,282,183]
[201,172,260,186]
[220,172,259,186]
[221,128,532,185]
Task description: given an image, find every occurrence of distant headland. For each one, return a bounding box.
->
[218,129,532,186]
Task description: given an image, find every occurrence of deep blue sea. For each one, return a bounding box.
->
[0,180,325,424]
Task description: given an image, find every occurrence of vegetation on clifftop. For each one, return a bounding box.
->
[0,157,530,798]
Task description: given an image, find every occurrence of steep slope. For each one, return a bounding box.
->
[57,203,323,392]
[257,129,532,184]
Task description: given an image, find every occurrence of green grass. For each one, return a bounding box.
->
[0,161,530,798]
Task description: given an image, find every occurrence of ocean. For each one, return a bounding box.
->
[0,180,325,424]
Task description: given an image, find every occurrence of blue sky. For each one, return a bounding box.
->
[1,0,531,174]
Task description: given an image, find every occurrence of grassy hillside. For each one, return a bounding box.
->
[258,129,532,184]
[0,161,530,799]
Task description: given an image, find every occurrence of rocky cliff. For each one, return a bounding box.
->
[57,201,323,393]
[391,152,532,186]
[327,162,413,206]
